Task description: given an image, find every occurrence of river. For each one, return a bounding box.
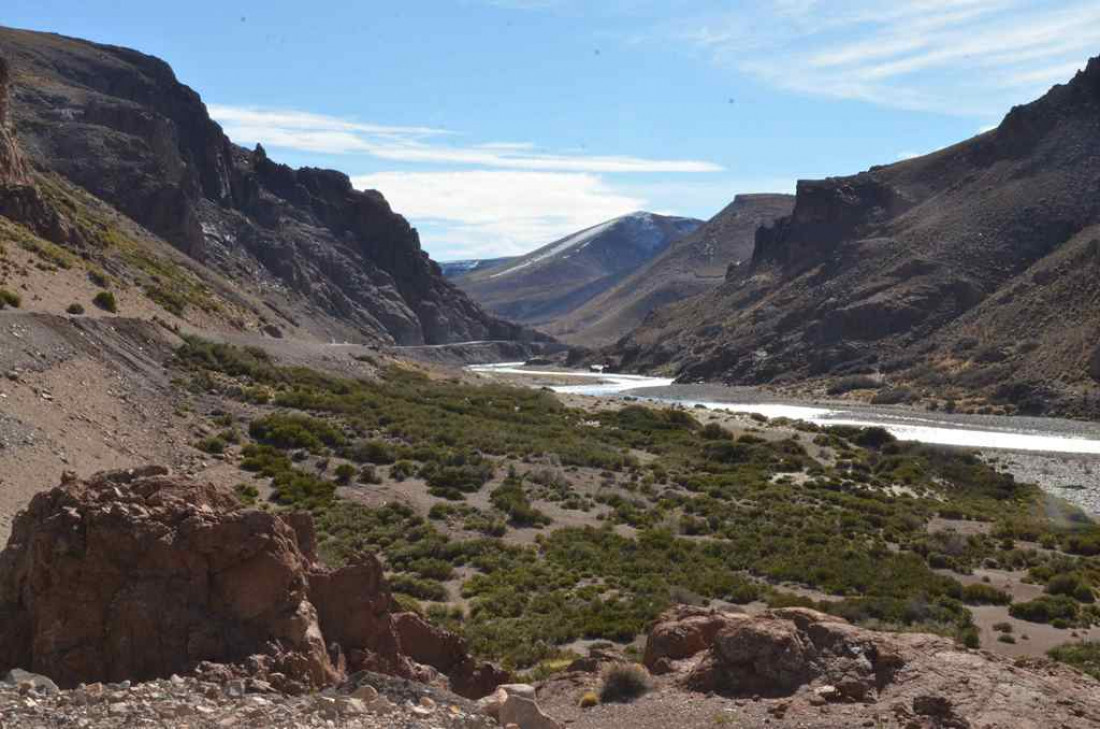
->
[467,363,1100,456]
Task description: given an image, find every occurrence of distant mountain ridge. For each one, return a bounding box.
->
[451,211,702,332]
[544,194,794,346]
[614,55,1100,417]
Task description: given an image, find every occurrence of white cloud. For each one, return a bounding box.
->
[679,0,1100,116]
[210,105,722,173]
[353,170,646,259]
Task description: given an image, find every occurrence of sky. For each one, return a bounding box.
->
[4,0,1097,260]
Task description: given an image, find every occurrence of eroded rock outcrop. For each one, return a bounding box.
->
[0,469,507,699]
[637,606,1100,728]
[0,56,28,186]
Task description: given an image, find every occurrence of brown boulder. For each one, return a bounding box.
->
[642,606,749,673]
[393,611,511,698]
[309,559,412,679]
[0,470,336,690]
[0,469,506,698]
[649,608,905,701]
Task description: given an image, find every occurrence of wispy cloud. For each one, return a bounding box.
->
[678,0,1097,116]
[210,105,723,173]
[353,170,646,259]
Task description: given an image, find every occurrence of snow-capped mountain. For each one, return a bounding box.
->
[450,212,702,329]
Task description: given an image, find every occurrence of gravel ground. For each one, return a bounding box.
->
[0,671,493,729]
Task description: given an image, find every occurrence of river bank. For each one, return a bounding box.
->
[467,362,1100,513]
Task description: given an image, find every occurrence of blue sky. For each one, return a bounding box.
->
[5,1,1098,260]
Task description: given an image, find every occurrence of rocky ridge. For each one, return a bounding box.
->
[0,27,537,346]
[616,55,1100,416]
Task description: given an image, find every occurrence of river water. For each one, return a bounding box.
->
[468,363,1100,456]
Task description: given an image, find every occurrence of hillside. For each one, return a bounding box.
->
[545,194,793,346]
[452,212,701,331]
[616,56,1100,418]
[0,26,536,346]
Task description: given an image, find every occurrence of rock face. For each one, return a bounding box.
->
[0,56,28,185]
[616,56,1100,415]
[0,27,540,346]
[638,606,1100,727]
[0,469,506,697]
[0,53,78,246]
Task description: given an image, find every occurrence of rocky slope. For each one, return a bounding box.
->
[452,212,701,335]
[0,468,506,698]
[0,26,535,346]
[547,194,793,346]
[616,56,1100,417]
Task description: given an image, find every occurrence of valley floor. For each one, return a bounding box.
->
[3,309,1100,676]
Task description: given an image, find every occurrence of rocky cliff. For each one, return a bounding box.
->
[616,55,1100,415]
[0,27,537,346]
[0,468,506,698]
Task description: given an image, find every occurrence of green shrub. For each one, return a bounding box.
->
[1046,573,1095,603]
[234,483,259,506]
[961,583,1011,605]
[92,290,117,313]
[390,574,448,601]
[249,413,345,452]
[87,269,109,288]
[1009,595,1079,625]
[391,460,415,481]
[196,436,227,455]
[345,440,396,464]
[66,302,85,315]
[1048,641,1100,680]
[599,663,650,703]
[334,463,356,484]
[491,475,551,527]
[146,285,188,316]
[0,289,20,309]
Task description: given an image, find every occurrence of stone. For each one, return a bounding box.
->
[336,697,367,715]
[351,684,379,703]
[2,669,58,694]
[497,695,563,729]
[643,606,750,672]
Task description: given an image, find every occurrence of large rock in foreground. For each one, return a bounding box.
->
[635,606,1100,728]
[0,468,505,697]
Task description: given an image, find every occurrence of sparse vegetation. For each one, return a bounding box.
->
[599,663,651,703]
[171,338,1100,669]
[92,291,117,313]
[0,289,20,309]
[1048,641,1100,680]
